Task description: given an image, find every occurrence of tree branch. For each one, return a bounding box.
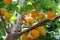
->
[19,0,28,7]
[0,15,10,33]
[10,14,23,33]
[18,16,60,36]
[10,0,27,34]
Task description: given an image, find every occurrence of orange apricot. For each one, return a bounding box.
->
[27,17,34,24]
[21,34,29,40]
[31,11,39,18]
[4,12,12,20]
[36,26,46,36]
[37,13,45,20]
[4,0,12,4]
[47,11,56,20]
[28,37,34,40]
[30,29,40,39]
[0,8,7,15]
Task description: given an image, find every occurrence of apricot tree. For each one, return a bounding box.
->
[0,0,60,40]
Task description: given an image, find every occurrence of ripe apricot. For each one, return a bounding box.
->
[21,34,29,40]
[0,8,7,15]
[4,12,12,20]
[31,11,39,18]
[30,29,40,39]
[4,0,12,4]
[28,37,34,40]
[37,13,45,20]
[24,15,28,22]
[47,11,56,20]
[23,12,30,23]
[27,17,34,24]
[36,26,46,36]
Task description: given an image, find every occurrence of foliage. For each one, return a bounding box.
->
[0,0,60,40]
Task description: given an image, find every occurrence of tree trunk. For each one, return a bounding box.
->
[4,33,20,40]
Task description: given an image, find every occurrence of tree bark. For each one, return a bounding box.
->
[4,33,18,40]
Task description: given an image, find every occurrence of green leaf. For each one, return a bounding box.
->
[10,14,17,24]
